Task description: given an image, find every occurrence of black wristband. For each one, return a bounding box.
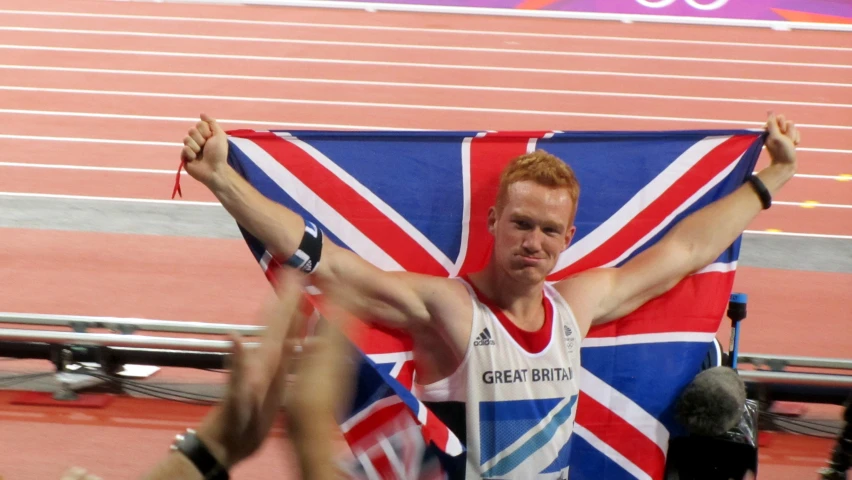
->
[171,429,229,480]
[285,220,323,274]
[746,175,772,210]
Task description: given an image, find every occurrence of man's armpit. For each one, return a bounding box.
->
[553,268,618,334]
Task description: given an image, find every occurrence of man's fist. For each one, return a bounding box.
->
[764,112,800,170]
[181,113,230,188]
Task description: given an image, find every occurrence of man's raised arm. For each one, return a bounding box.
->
[558,113,800,331]
[181,114,432,328]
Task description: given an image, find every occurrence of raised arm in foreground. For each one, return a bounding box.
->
[181,114,442,330]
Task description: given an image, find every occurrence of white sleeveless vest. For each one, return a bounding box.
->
[415,278,582,479]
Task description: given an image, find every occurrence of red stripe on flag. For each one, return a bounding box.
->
[587,270,736,338]
[366,451,395,480]
[347,317,414,355]
[576,391,666,479]
[394,360,416,391]
[344,402,409,447]
[548,134,757,280]
[421,408,451,453]
[249,132,449,276]
[457,131,553,276]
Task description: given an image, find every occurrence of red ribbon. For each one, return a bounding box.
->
[171,159,186,199]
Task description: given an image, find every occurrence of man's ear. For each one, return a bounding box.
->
[563,225,577,252]
[487,206,498,235]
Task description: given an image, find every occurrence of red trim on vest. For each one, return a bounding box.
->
[462,275,553,354]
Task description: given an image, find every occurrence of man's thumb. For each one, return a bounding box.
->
[200,113,224,135]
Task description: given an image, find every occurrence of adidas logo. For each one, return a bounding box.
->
[563,325,573,337]
[473,328,495,347]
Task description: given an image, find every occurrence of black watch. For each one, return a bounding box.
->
[171,428,229,480]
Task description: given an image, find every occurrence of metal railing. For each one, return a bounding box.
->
[0,312,263,352]
[1,311,849,401]
[0,312,264,336]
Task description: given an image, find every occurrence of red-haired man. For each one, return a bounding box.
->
[180,113,799,479]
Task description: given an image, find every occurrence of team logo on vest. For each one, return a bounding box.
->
[474,328,496,346]
[564,325,576,353]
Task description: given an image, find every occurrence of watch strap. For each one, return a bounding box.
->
[171,429,229,480]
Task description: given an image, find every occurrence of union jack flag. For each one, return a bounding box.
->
[217,128,764,479]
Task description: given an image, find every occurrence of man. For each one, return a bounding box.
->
[179,112,800,479]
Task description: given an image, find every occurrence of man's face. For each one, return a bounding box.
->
[488,181,576,285]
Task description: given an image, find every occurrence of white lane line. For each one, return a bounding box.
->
[0,110,429,131]
[1,45,849,89]
[0,161,180,174]
[0,106,849,132]
[743,230,852,240]
[0,133,179,146]
[0,72,848,109]
[774,201,852,209]
[791,174,852,181]
[0,9,849,52]
[799,147,852,154]
[0,28,848,69]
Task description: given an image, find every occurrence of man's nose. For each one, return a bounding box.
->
[522,229,543,251]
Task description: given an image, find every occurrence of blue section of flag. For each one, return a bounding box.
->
[581,342,715,429]
[541,435,573,474]
[296,136,466,262]
[349,347,422,420]
[348,352,399,419]
[568,435,639,480]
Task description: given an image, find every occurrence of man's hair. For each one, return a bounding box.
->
[495,149,580,219]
